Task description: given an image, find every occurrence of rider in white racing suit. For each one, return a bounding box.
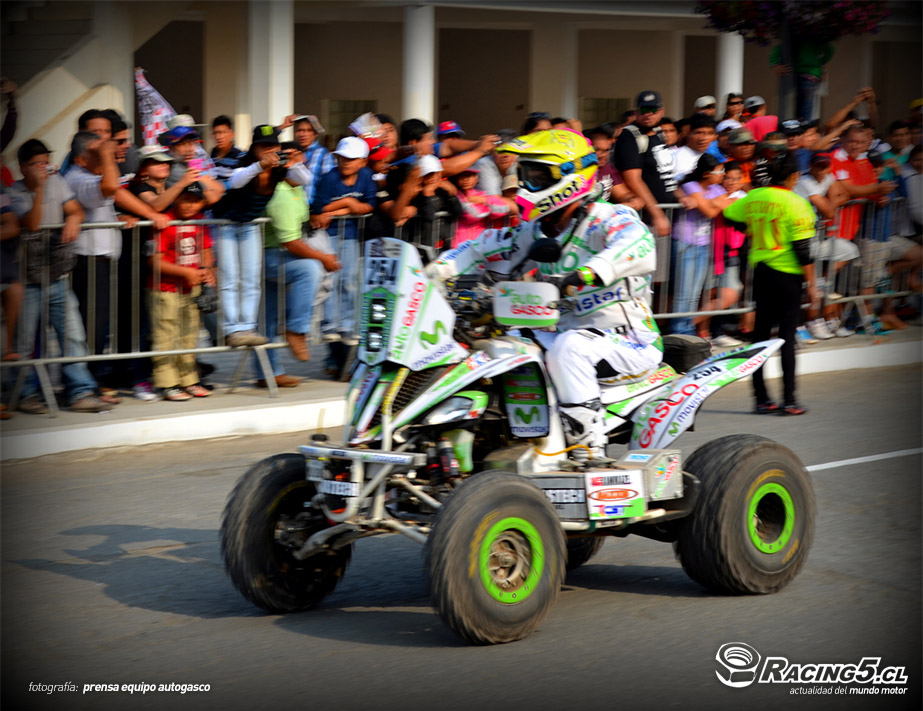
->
[426,129,662,457]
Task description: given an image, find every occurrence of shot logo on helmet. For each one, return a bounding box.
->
[534,175,588,215]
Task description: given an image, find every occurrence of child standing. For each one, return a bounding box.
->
[148,182,215,400]
[449,167,511,246]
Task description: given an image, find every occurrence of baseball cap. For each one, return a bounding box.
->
[160,126,200,146]
[167,114,208,130]
[728,128,756,145]
[179,181,205,198]
[251,124,281,145]
[716,119,742,133]
[334,136,370,160]
[636,90,663,109]
[759,133,788,151]
[744,96,766,111]
[695,95,717,109]
[137,145,173,163]
[455,165,480,174]
[364,137,391,162]
[417,154,443,176]
[293,114,326,134]
[781,119,805,135]
[437,120,465,137]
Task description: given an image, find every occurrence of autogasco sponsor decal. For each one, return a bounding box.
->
[638,383,700,448]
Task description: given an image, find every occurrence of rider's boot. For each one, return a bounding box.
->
[559,399,607,461]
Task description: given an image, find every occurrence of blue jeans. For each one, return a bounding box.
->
[796,75,821,122]
[255,248,322,376]
[322,237,359,337]
[672,240,710,335]
[19,279,98,403]
[215,222,263,336]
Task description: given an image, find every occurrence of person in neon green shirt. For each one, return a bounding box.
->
[723,152,818,415]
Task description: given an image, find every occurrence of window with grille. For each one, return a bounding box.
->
[580,97,630,127]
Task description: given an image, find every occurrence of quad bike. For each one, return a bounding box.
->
[221,237,815,644]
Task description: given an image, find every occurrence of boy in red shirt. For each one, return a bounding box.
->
[148,182,215,400]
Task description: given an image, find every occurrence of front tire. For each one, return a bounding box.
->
[426,471,566,644]
[675,435,815,594]
[221,454,351,612]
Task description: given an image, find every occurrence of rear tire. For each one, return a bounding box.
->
[675,435,815,594]
[221,454,351,612]
[426,471,566,644]
[565,536,605,571]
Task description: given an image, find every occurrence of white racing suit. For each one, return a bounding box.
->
[427,201,662,455]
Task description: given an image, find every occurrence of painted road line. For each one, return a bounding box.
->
[806,448,923,472]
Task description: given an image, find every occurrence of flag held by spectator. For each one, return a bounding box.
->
[135,67,176,146]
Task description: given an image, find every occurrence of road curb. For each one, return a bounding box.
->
[1,338,919,460]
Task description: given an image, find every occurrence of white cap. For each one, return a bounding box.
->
[167,114,207,129]
[744,96,766,111]
[137,145,173,163]
[695,95,717,109]
[334,136,369,160]
[417,154,443,176]
[716,119,742,133]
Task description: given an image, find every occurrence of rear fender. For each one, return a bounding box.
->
[629,339,784,450]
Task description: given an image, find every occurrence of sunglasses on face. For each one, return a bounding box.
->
[702,104,716,110]
[728,100,744,106]
[638,106,661,115]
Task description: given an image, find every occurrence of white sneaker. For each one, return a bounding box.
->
[340,334,360,347]
[321,332,342,343]
[806,318,835,340]
[711,334,743,348]
[132,382,158,402]
[827,319,854,338]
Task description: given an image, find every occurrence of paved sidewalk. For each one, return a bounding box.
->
[1,327,920,461]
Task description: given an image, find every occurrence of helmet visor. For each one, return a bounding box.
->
[519,161,557,192]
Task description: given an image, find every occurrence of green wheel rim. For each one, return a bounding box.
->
[479,517,545,604]
[747,482,795,554]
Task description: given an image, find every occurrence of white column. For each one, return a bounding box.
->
[403,5,436,123]
[249,0,294,136]
[205,1,249,140]
[93,1,134,125]
[715,32,744,117]
[560,25,578,120]
[530,19,577,118]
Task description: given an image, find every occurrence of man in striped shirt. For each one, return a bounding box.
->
[294,115,335,205]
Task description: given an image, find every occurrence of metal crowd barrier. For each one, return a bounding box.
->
[1,197,916,416]
[0,212,456,414]
[650,196,916,335]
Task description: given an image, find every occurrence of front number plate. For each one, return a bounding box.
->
[319,480,360,497]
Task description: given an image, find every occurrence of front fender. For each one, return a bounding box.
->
[629,339,784,450]
[350,351,548,444]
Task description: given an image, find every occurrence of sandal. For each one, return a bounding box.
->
[97,392,121,405]
[781,403,808,416]
[754,401,781,414]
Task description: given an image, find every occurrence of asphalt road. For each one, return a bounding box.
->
[2,365,921,711]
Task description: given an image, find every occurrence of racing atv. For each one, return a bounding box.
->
[221,237,815,644]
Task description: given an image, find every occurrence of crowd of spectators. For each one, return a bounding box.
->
[1,75,922,415]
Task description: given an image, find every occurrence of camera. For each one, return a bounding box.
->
[276,150,290,164]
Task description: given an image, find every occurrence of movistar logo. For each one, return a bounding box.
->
[514,406,540,423]
[420,320,447,348]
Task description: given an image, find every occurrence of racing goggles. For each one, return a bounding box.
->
[518,154,598,192]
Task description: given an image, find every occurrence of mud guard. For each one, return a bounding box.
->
[629,339,784,450]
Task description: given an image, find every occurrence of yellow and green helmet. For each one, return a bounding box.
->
[498,129,599,221]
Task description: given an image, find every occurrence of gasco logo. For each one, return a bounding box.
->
[588,488,639,502]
